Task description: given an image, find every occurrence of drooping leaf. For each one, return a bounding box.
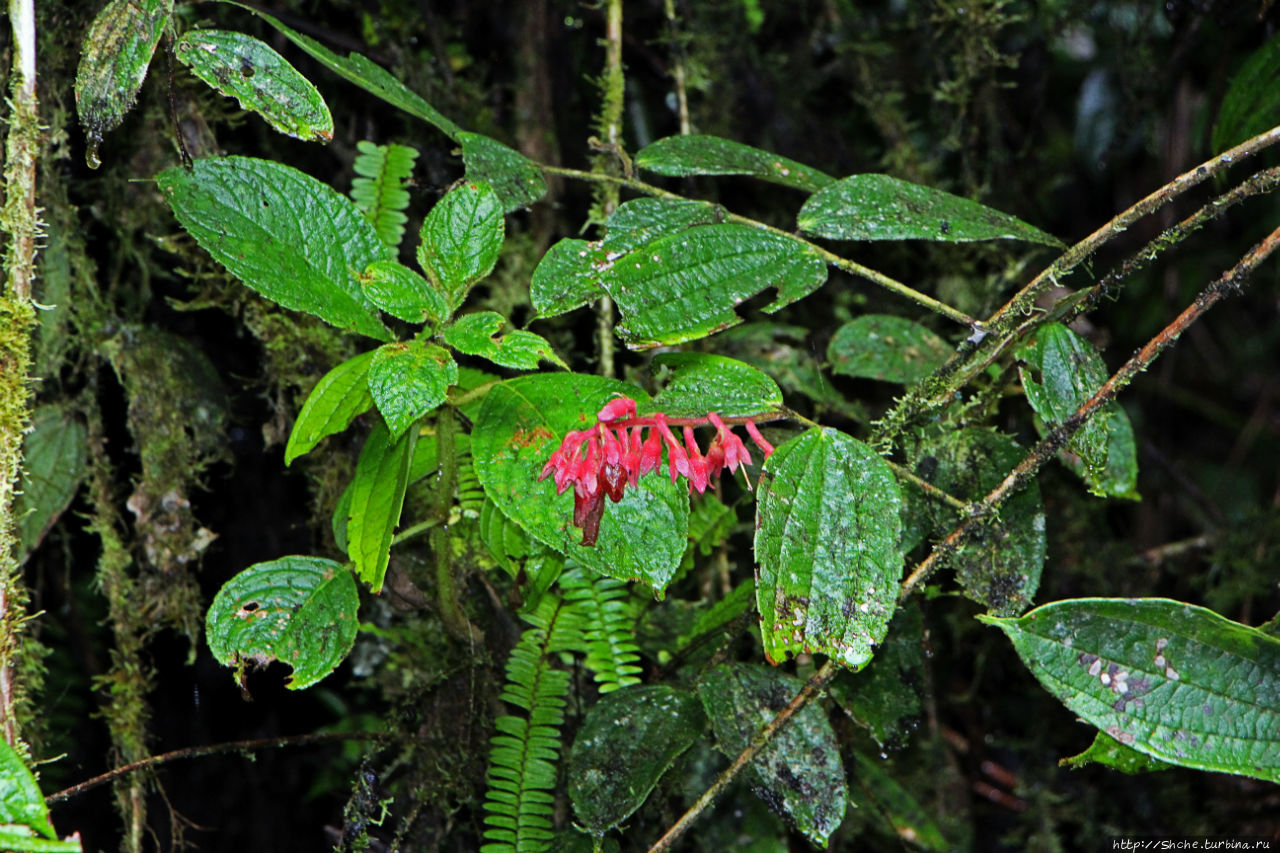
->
[1213,33,1280,153]
[14,406,87,563]
[344,421,416,592]
[603,224,829,348]
[350,141,419,248]
[827,315,951,384]
[367,341,458,439]
[205,555,359,689]
[459,131,548,212]
[529,239,610,319]
[829,604,925,750]
[224,1,462,140]
[358,259,448,327]
[284,351,375,465]
[471,373,689,595]
[417,180,505,311]
[174,30,332,142]
[635,134,834,192]
[848,750,952,852]
[479,497,533,579]
[652,352,784,419]
[698,664,847,846]
[755,428,903,670]
[912,428,1045,616]
[443,312,568,371]
[798,174,1059,246]
[157,156,391,340]
[567,685,706,836]
[1017,323,1139,499]
[979,598,1280,784]
[74,0,172,167]
[603,197,726,251]
[1061,731,1175,775]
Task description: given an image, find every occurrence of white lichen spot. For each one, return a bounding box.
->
[1156,637,1169,651]
[1088,658,1103,678]
[1100,672,1111,687]
[1165,666,1180,681]
[1153,654,1166,669]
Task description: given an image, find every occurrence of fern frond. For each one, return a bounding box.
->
[349,140,419,249]
[481,595,576,853]
[560,567,642,694]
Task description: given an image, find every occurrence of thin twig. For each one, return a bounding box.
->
[898,222,1280,600]
[646,659,841,852]
[46,732,392,805]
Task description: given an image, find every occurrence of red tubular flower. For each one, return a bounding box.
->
[683,426,710,493]
[745,420,775,457]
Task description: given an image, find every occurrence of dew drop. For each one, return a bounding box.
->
[86,136,102,169]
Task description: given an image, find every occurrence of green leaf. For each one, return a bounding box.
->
[529,239,609,319]
[471,373,689,595]
[14,405,87,563]
[849,750,952,852]
[798,174,1060,246]
[359,259,448,327]
[603,224,829,349]
[652,352,784,419]
[443,311,567,371]
[567,685,706,835]
[1061,731,1175,775]
[479,497,533,579]
[224,1,462,140]
[458,131,548,212]
[205,555,359,689]
[367,341,458,439]
[1018,323,1139,499]
[912,428,1045,616]
[174,30,332,142]
[827,315,951,384]
[417,180,505,311]
[698,664,847,846]
[1213,34,1280,153]
[755,428,903,670]
[635,134,834,192]
[157,156,391,340]
[603,198,726,251]
[0,830,83,853]
[0,740,60,843]
[284,351,375,465]
[345,421,416,591]
[74,0,172,167]
[829,604,925,750]
[718,322,865,421]
[979,598,1280,784]
[350,141,419,248]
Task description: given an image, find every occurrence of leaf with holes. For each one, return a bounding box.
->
[367,341,457,439]
[358,259,448,327]
[443,311,567,371]
[980,598,1280,784]
[175,30,332,142]
[568,685,706,836]
[206,556,359,689]
[755,428,903,670]
[344,422,416,592]
[471,373,689,595]
[285,351,375,465]
[602,224,828,348]
[635,134,834,192]
[652,352,783,419]
[827,315,951,384]
[458,131,547,212]
[158,156,391,340]
[798,174,1060,245]
[698,664,847,846]
[417,180,505,311]
[74,0,172,165]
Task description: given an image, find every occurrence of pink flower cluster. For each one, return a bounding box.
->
[539,396,775,545]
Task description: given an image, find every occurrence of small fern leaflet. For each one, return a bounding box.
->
[350,140,419,249]
[481,594,582,853]
[560,567,642,694]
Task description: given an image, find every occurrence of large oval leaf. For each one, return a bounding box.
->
[827,315,951,384]
[652,352,784,419]
[603,197,725,250]
[284,350,374,465]
[74,0,172,167]
[698,664,847,846]
[755,428,903,670]
[416,179,504,311]
[798,174,1059,245]
[635,134,834,192]
[603,224,828,349]
[174,29,332,142]
[979,598,1280,784]
[471,373,689,594]
[206,555,359,689]
[157,156,391,340]
[568,685,706,835]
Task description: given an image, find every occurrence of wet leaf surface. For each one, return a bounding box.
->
[345,421,416,592]
[443,311,567,370]
[827,315,951,384]
[635,134,834,192]
[367,341,457,439]
[652,352,784,419]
